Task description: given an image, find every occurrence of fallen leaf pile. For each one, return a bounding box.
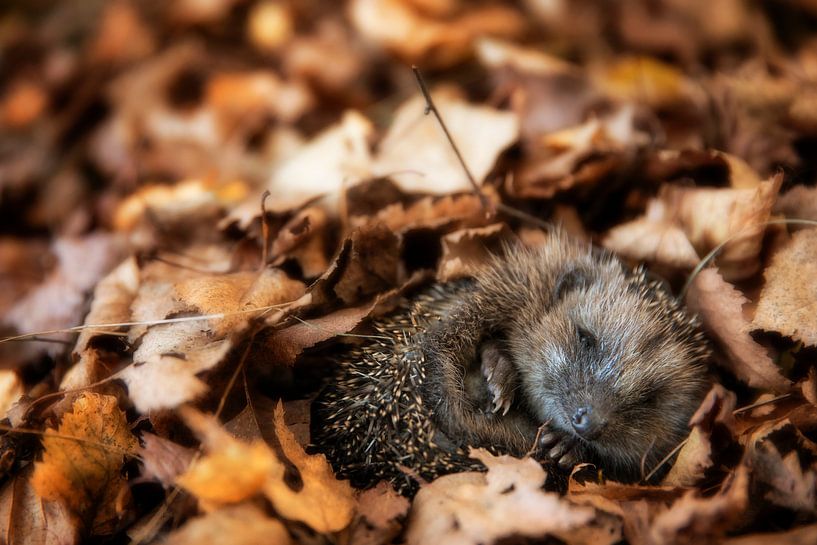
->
[1,1,817,543]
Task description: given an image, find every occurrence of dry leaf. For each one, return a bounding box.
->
[266,111,373,213]
[668,173,782,281]
[61,257,141,390]
[663,385,736,487]
[686,269,790,393]
[119,266,303,412]
[0,467,77,545]
[178,405,355,533]
[437,224,513,281]
[31,393,138,535]
[162,503,291,545]
[0,371,22,421]
[372,90,519,195]
[351,482,410,545]
[603,199,700,269]
[650,466,749,544]
[774,185,817,225]
[753,228,817,346]
[743,421,817,516]
[406,449,613,545]
[139,433,196,487]
[350,0,524,68]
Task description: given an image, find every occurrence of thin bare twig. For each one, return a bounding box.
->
[411,66,553,232]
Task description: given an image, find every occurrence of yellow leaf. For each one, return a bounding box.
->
[31,393,138,534]
[263,402,355,533]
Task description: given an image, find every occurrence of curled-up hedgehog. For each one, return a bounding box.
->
[311,232,710,494]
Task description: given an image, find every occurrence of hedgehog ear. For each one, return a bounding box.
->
[553,266,591,301]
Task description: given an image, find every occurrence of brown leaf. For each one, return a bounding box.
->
[119,266,303,412]
[603,199,700,270]
[349,0,524,68]
[139,433,196,487]
[178,405,356,533]
[667,173,782,281]
[162,503,292,545]
[406,449,614,545]
[743,421,817,516]
[265,111,373,213]
[0,371,23,421]
[351,482,410,545]
[61,257,141,390]
[4,234,125,357]
[372,89,519,195]
[31,393,138,535]
[650,465,749,544]
[686,269,790,393]
[437,223,513,281]
[775,185,817,225]
[0,466,77,545]
[753,228,817,346]
[663,385,736,487]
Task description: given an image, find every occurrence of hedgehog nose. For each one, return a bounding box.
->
[571,406,592,435]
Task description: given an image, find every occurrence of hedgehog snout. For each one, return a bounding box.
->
[569,405,606,439]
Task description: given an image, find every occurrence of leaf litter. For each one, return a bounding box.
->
[1,0,817,544]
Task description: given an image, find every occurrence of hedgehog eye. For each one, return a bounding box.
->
[575,325,595,348]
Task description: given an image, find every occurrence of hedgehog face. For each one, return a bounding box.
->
[509,266,708,479]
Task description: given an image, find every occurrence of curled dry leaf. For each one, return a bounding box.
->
[743,421,817,516]
[61,257,140,390]
[752,228,817,346]
[31,393,138,535]
[437,223,513,281]
[178,405,355,533]
[603,199,700,269]
[406,449,616,545]
[512,105,648,199]
[663,384,736,487]
[686,268,790,393]
[372,89,519,195]
[650,465,749,544]
[163,503,291,545]
[666,174,782,281]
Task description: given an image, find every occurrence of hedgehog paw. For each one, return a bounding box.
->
[538,426,580,470]
[480,342,516,415]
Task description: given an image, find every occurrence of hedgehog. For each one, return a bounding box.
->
[311,232,710,495]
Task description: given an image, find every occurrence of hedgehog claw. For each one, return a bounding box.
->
[481,342,517,416]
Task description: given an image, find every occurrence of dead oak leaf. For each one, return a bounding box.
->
[686,269,790,393]
[753,228,817,346]
[372,89,519,195]
[178,405,355,533]
[139,433,196,488]
[406,449,609,545]
[31,393,138,535]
